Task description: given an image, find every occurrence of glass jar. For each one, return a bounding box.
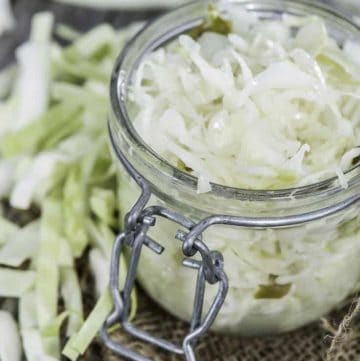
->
[108,0,360,337]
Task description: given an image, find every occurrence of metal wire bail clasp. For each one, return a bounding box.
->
[103,125,229,361]
[100,207,229,361]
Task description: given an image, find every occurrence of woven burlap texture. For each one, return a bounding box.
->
[92,290,359,361]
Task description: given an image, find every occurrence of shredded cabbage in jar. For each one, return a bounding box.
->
[119,6,360,335]
[130,8,360,193]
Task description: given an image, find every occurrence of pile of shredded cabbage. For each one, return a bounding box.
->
[131,9,360,193]
[0,10,140,361]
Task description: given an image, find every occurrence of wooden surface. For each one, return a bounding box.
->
[0,0,161,68]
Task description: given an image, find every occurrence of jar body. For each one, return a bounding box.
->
[109,0,360,337]
[117,166,360,336]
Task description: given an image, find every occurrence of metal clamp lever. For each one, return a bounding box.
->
[101,211,229,361]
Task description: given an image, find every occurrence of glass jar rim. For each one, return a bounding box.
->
[110,0,360,204]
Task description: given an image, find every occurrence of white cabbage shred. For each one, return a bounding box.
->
[0,0,15,36]
[0,12,141,361]
[131,10,360,193]
[0,311,22,361]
